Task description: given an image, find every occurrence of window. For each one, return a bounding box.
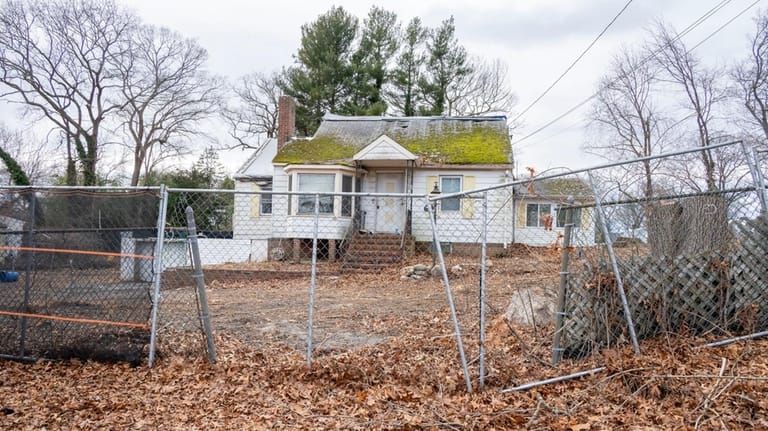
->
[341,175,353,217]
[260,183,272,215]
[297,173,334,214]
[526,203,552,228]
[440,176,462,211]
[556,206,581,228]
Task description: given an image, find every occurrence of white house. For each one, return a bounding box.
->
[233,96,593,263]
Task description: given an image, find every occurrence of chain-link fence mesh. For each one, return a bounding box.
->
[6,141,765,379]
[0,187,161,363]
[558,185,767,358]
[424,141,768,374]
[155,189,442,360]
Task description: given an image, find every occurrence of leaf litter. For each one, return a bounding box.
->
[1,248,766,430]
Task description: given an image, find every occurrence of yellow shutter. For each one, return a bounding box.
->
[516,200,526,227]
[250,183,261,218]
[426,175,438,194]
[581,207,592,230]
[461,176,475,219]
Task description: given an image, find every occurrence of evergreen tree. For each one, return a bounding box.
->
[419,17,472,115]
[346,6,399,115]
[281,6,358,135]
[387,17,427,116]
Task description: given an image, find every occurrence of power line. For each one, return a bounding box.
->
[512,0,635,123]
[513,0,753,149]
[690,0,761,50]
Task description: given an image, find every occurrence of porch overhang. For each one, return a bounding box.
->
[353,134,417,163]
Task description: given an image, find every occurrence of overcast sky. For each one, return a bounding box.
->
[8,0,765,177]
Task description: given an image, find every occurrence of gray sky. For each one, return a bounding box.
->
[8,0,766,177]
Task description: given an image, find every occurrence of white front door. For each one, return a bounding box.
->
[375,173,405,233]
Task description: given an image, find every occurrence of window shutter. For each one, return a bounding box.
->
[426,176,438,194]
[516,201,526,227]
[581,206,592,230]
[461,176,475,219]
[250,183,261,218]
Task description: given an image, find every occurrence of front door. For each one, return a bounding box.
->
[375,173,405,233]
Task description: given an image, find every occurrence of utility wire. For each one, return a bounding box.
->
[513,0,753,148]
[690,0,760,51]
[512,0,635,123]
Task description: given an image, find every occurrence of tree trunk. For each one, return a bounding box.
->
[647,202,683,258]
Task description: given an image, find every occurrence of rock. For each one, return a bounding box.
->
[430,266,441,277]
[450,264,464,277]
[503,287,556,326]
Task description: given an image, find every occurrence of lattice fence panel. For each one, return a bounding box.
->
[561,215,768,358]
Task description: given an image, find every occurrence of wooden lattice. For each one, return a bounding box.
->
[561,216,768,358]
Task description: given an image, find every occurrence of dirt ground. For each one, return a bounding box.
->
[2,246,767,430]
[196,247,560,353]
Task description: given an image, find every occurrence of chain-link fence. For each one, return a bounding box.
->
[4,140,765,388]
[426,140,768,377]
[0,187,162,363]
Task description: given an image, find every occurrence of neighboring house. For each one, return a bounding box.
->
[513,178,595,247]
[234,96,593,262]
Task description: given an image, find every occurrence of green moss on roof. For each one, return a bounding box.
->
[541,178,591,196]
[272,136,358,165]
[395,126,510,164]
[273,119,512,165]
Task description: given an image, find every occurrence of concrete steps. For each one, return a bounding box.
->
[341,232,414,271]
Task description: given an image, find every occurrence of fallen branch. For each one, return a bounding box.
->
[699,330,768,348]
[500,367,606,393]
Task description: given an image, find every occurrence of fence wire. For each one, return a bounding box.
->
[0,187,161,363]
[425,140,768,375]
[5,141,765,385]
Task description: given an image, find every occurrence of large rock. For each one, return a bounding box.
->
[503,287,556,326]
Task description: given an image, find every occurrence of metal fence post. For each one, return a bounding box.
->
[479,192,488,389]
[19,188,35,357]
[427,199,473,393]
[148,185,169,367]
[552,196,575,366]
[588,172,641,354]
[741,141,768,216]
[185,206,217,363]
[306,193,320,365]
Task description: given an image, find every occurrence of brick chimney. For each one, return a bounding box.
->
[277,95,296,152]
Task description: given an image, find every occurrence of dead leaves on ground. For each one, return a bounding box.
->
[1,331,767,430]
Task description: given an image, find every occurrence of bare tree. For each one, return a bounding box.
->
[0,0,136,185]
[649,22,728,192]
[446,57,518,117]
[222,71,281,150]
[588,47,671,198]
[117,25,221,186]
[732,9,768,143]
[0,123,50,184]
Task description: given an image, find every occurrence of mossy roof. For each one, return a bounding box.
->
[273,114,512,165]
[522,177,592,197]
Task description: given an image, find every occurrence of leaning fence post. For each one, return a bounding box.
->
[741,141,768,217]
[306,193,320,365]
[148,184,169,367]
[588,172,641,355]
[552,196,575,365]
[185,206,217,363]
[426,199,473,393]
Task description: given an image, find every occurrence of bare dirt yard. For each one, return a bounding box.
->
[1,246,767,430]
